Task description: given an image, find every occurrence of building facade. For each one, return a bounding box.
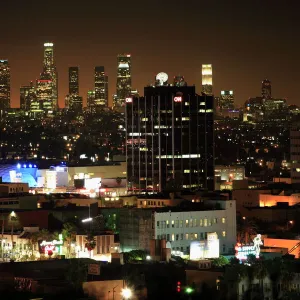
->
[115,54,131,108]
[69,67,79,95]
[0,59,10,110]
[126,82,214,192]
[20,82,36,110]
[94,66,108,107]
[219,90,234,110]
[290,123,300,183]
[201,64,212,96]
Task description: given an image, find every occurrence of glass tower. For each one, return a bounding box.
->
[94,66,108,107]
[202,64,213,96]
[115,54,131,108]
[0,60,10,110]
[20,81,36,110]
[69,67,79,95]
[126,83,214,192]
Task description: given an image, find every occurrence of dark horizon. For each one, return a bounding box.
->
[1,0,299,108]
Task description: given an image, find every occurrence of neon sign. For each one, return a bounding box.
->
[40,234,63,255]
[235,234,262,260]
[125,97,133,103]
[174,96,182,102]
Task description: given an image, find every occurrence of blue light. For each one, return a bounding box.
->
[29,164,32,168]
[34,165,37,168]
[23,164,26,168]
[17,163,21,169]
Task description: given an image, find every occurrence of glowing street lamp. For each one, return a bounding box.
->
[121,287,132,299]
[82,217,93,223]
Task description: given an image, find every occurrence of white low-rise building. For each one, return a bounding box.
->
[154,200,236,255]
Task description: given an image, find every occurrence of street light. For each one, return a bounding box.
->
[121,287,132,299]
[82,217,93,223]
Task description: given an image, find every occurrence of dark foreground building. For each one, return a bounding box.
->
[126,82,214,192]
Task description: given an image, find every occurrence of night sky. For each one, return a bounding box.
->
[1,0,299,108]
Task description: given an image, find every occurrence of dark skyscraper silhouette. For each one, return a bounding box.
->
[69,67,79,95]
[126,77,214,192]
[0,59,10,110]
[262,79,272,100]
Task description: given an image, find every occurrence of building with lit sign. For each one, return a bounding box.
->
[114,54,131,109]
[219,90,234,111]
[39,234,64,256]
[94,66,108,108]
[126,79,214,191]
[201,64,212,96]
[235,234,262,260]
[119,200,236,255]
[0,59,10,110]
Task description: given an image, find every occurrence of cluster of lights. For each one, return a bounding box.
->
[17,163,37,169]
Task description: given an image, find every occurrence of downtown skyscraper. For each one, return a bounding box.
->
[36,43,58,111]
[20,81,36,110]
[0,60,10,110]
[94,66,108,107]
[114,54,131,109]
[202,64,213,96]
[65,67,82,111]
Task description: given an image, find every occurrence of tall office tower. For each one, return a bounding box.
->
[39,42,58,110]
[202,64,213,95]
[290,123,300,183]
[65,94,83,111]
[219,90,235,110]
[126,72,214,192]
[94,66,108,107]
[87,90,96,112]
[115,54,131,108]
[0,60,10,110]
[36,79,53,111]
[69,67,79,95]
[262,79,271,100]
[20,81,36,110]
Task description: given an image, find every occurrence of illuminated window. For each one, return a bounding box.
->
[190,219,193,227]
[208,219,212,226]
[185,233,189,240]
[184,170,190,173]
[194,233,198,240]
[182,117,190,121]
[180,220,183,228]
[204,218,208,227]
[185,102,189,106]
[172,220,175,228]
[222,218,226,224]
[172,234,175,241]
[213,218,217,224]
[199,219,203,226]
[166,220,169,228]
[222,231,226,237]
[193,219,197,227]
[186,220,189,227]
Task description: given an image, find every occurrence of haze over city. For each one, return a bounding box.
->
[1,0,300,107]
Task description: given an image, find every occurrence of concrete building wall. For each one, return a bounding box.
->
[259,193,300,207]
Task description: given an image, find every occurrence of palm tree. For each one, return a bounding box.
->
[253,261,268,298]
[237,217,258,244]
[61,222,77,258]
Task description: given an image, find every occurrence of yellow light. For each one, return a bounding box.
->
[121,288,132,299]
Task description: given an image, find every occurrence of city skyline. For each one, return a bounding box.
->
[1,1,299,108]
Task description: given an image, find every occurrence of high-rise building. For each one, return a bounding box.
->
[202,64,213,95]
[69,67,79,95]
[219,90,235,110]
[291,123,300,184]
[126,73,214,192]
[65,94,83,112]
[38,43,58,111]
[20,81,36,110]
[262,79,271,100]
[115,54,131,108]
[87,90,96,112]
[0,60,10,110]
[94,66,108,107]
[36,79,53,111]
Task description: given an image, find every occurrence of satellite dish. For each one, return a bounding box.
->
[156,72,168,86]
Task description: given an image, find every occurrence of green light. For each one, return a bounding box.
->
[185,287,193,294]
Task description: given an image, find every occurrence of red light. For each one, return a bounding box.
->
[126,97,133,103]
[174,96,182,102]
[177,282,181,285]
[177,287,181,292]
